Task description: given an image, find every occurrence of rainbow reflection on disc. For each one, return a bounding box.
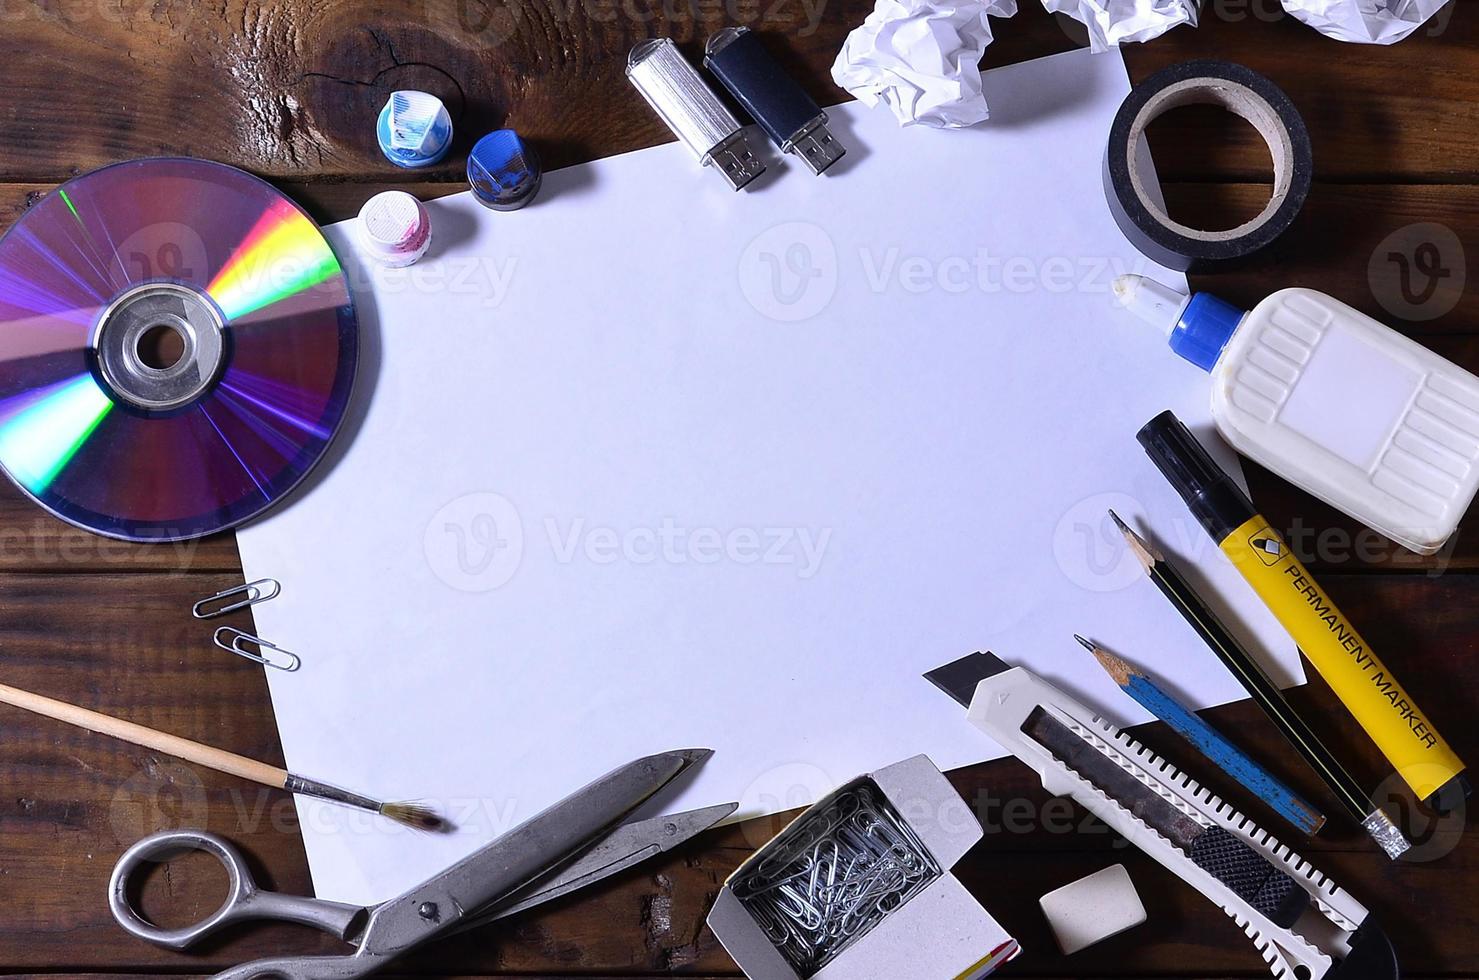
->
[0,158,356,541]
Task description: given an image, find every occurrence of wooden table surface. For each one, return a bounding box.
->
[0,1,1475,977]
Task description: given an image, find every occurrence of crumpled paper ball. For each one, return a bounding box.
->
[1278,0,1450,44]
[1041,0,1199,52]
[831,0,1018,129]
[831,0,1448,130]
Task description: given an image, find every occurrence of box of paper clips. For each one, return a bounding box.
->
[708,754,1020,980]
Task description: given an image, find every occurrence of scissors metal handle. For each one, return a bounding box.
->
[109,830,365,953]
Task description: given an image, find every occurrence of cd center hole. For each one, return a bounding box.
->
[137,324,186,370]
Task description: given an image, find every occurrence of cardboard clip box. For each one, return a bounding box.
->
[708,754,1021,980]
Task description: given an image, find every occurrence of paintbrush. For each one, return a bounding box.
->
[0,681,444,831]
[1076,634,1325,837]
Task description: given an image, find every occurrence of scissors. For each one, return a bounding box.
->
[109,749,734,980]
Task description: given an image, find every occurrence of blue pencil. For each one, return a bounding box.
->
[1076,635,1326,837]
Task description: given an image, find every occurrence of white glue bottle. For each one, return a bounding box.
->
[1115,275,1479,555]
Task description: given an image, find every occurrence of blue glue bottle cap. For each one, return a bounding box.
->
[468,130,542,211]
[1172,292,1247,371]
[1113,275,1247,373]
[376,91,453,169]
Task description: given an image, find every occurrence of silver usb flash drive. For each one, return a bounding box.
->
[627,38,765,191]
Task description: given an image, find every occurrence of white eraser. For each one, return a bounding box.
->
[1038,864,1146,955]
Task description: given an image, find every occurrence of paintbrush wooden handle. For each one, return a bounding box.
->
[0,682,289,790]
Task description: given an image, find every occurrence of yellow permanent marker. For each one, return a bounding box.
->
[1138,411,1468,808]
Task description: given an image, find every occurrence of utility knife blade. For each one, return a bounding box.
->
[926,653,1398,980]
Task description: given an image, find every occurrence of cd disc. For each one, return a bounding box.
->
[0,158,356,541]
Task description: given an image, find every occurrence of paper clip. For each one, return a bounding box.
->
[214,627,300,672]
[192,579,281,619]
[731,785,938,972]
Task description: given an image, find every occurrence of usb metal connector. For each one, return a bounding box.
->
[627,38,766,191]
[705,131,766,191]
[703,27,847,176]
[783,118,845,176]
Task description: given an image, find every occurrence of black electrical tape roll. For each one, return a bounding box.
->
[1104,60,1313,274]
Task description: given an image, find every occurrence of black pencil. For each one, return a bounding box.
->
[1109,510,1410,860]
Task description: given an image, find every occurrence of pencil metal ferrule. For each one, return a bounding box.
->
[1361,808,1412,861]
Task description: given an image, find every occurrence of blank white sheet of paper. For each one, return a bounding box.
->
[236,47,1302,905]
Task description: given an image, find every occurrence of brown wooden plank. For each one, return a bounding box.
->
[1118,329,1479,576]
[0,182,1467,337]
[0,572,321,971]
[1118,1,1474,182]
[0,0,872,182]
[0,3,1473,977]
[1247,453,1479,575]
[0,493,241,572]
[0,178,1476,576]
[1172,184,1479,335]
[7,180,1476,343]
[0,570,1470,972]
[0,3,1474,184]
[0,395,1468,580]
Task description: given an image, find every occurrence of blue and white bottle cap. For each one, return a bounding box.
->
[1114,275,1246,374]
[467,130,542,211]
[376,91,453,169]
[1171,292,1246,372]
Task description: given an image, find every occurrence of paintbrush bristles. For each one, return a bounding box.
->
[286,774,448,831]
[1075,635,1141,687]
[1108,509,1160,571]
[380,802,449,832]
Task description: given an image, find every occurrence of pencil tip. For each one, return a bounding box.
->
[1108,509,1159,568]
[1081,639,1138,686]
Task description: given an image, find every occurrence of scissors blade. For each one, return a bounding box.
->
[470,801,738,926]
[351,748,710,962]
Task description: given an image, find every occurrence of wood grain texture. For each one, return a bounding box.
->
[0,2,1474,183]
[0,0,1474,976]
[0,572,1472,974]
[0,182,1474,576]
